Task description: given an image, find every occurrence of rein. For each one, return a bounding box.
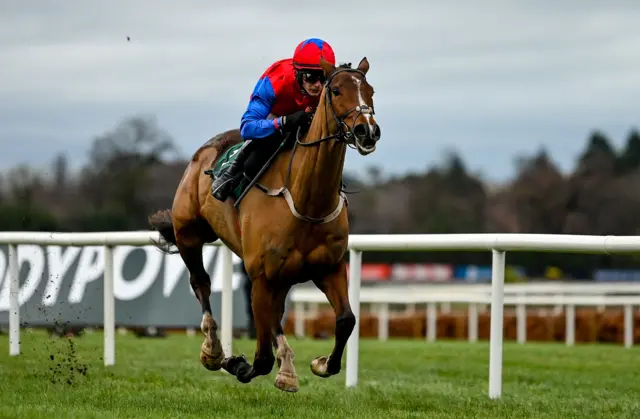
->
[247,66,373,224]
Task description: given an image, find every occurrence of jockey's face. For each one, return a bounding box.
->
[300,70,324,96]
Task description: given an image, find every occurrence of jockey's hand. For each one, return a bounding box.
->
[282,110,312,133]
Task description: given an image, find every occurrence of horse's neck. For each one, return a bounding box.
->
[287,99,346,218]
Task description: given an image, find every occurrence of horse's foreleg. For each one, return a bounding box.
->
[222,276,275,383]
[310,261,355,378]
[177,237,224,371]
[272,285,298,392]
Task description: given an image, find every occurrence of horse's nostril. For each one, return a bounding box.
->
[372,124,381,141]
[353,123,368,140]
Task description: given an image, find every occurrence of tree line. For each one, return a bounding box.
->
[1,116,639,279]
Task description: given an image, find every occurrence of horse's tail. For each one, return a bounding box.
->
[148,209,179,254]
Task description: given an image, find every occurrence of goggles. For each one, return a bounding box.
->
[300,71,325,84]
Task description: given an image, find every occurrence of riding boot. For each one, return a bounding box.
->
[211,140,254,201]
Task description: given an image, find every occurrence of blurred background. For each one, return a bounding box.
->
[1,1,640,339]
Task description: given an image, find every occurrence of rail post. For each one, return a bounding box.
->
[488,249,506,399]
[346,248,362,388]
[8,244,19,356]
[103,245,115,366]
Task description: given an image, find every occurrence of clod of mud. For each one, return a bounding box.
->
[45,337,89,386]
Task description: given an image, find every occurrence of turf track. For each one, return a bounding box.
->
[1,330,639,418]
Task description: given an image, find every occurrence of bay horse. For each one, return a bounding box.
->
[148,56,380,392]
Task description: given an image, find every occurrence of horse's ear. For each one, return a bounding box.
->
[319,56,336,78]
[357,57,369,74]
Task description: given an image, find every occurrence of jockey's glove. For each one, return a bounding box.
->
[281,110,312,133]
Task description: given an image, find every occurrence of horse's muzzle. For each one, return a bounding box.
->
[353,122,381,155]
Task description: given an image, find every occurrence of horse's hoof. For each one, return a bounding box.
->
[310,356,332,378]
[221,354,248,371]
[275,372,299,392]
[200,344,224,371]
[236,362,252,384]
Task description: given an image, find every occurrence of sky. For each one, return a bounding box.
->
[1,0,639,183]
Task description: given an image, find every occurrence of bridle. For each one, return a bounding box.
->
[295,66,375,150]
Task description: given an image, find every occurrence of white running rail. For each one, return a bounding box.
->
[1,232,639,400]
[343,234,640,400]
[0,231,233,369]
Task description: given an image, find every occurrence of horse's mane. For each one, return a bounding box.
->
[315,61,361,196]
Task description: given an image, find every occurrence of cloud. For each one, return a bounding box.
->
[1,0,639,181]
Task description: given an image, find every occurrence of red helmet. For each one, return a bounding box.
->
[293,38,336,70]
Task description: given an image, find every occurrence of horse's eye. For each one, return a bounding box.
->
[331,87,340,96]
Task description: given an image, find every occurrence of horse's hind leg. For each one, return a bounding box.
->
[175,228,224,371]
[272,285,298,392]
[221,276,275,384]
[310,261,355,378]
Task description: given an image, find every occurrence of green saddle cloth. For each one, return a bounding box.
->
[205,143,250,201]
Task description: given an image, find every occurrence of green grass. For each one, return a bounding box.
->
[1,331,639,418]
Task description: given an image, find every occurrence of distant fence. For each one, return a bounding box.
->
[1,232,640,400]
[289,281,640,345]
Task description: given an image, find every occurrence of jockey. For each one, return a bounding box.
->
[211,38,336,202]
